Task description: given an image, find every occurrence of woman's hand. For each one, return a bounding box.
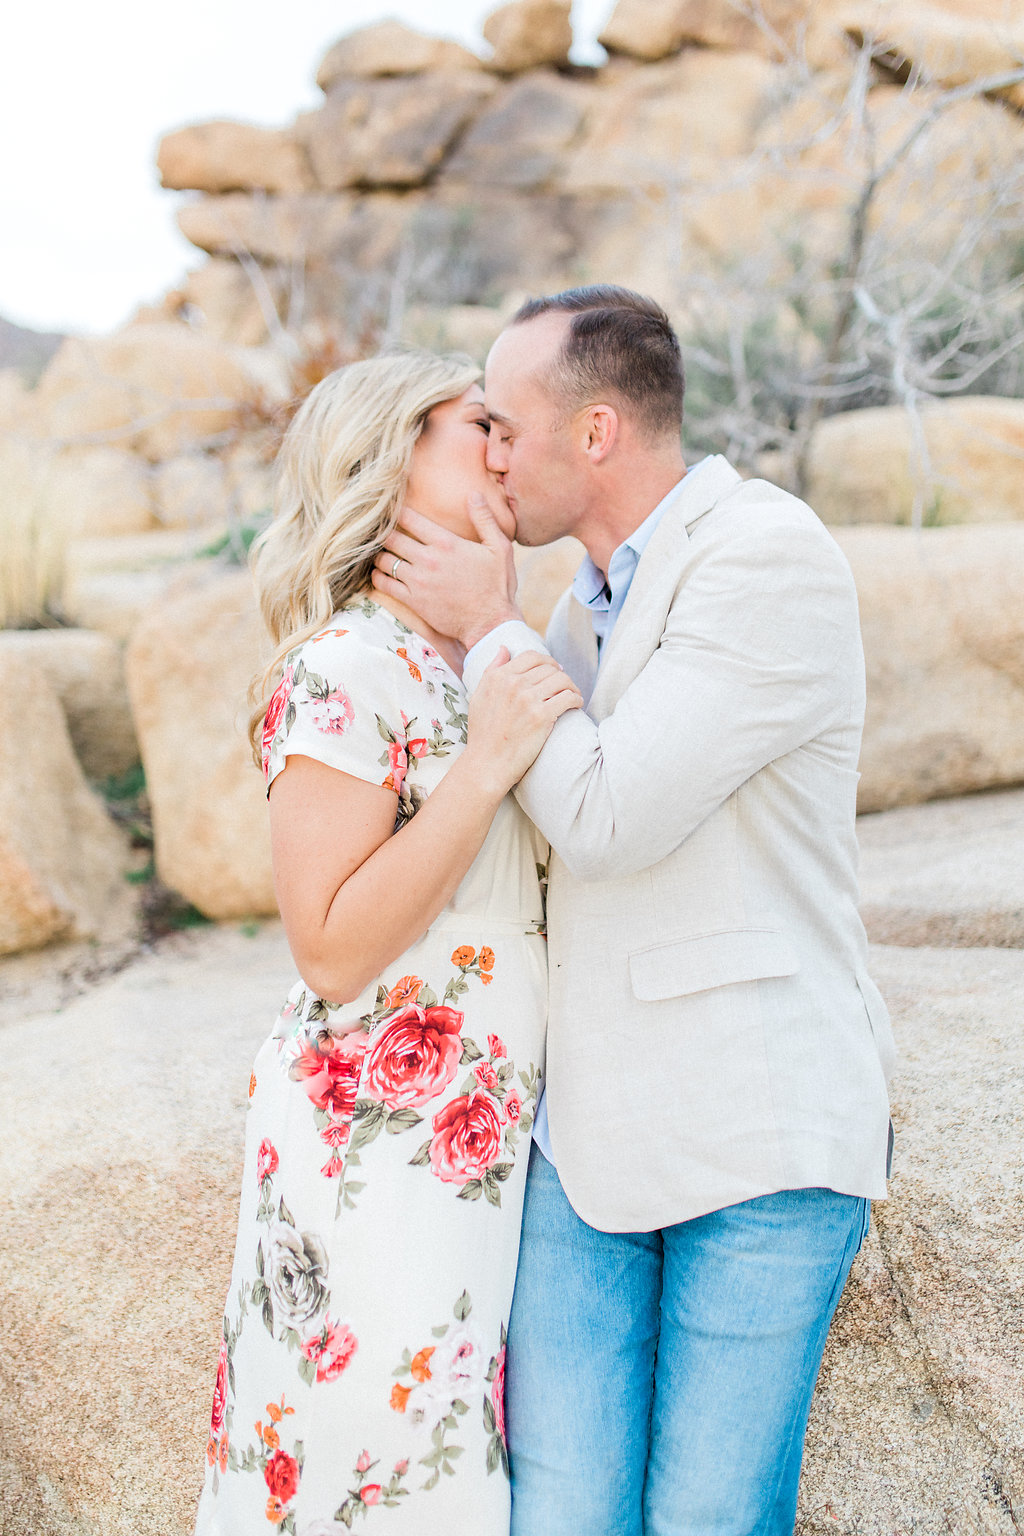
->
[464,647,583,796]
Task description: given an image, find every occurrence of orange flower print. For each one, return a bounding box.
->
[479,946,495,972]
[218,1432,228,1473]
[263,1425,280,1451]
[410,1345,435,1382]
[396,646,422,682]
[312,628,350,642]
[385,975,423,1008]
[266,1495,286,1524]
[206,1435,217,1467]
[480,973,493,985]
[451,945,476,968]
[249,1071,257,1098]
[266,1401,283,1424]
[390,1382,411,1412]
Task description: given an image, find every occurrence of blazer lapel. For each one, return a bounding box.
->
[589,457,742,718]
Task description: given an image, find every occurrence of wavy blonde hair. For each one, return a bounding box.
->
[248,348,480,760]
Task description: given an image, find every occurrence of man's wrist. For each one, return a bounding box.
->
[460,603,523,651]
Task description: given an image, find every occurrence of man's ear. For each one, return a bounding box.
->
[580,404,619,463]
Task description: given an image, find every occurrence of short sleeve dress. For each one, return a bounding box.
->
[193,597,548,1536]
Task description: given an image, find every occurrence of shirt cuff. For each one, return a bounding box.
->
[462,621,549,694]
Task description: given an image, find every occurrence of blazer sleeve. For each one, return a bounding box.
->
[512,518,863,881]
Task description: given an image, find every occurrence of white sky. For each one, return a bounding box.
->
[1,1,613,336]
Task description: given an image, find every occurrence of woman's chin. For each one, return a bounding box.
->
[493,505,517,542]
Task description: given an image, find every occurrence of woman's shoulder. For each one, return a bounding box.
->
[282,602,462,716]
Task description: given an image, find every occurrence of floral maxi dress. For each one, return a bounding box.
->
[194,599,548,1536]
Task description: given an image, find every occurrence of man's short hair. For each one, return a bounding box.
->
[511,285,684,441]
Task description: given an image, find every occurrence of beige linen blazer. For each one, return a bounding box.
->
[468,456,895,1233]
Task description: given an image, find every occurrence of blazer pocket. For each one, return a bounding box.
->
[628,928,800,1002]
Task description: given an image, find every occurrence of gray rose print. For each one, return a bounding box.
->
[267,1220,330,1331]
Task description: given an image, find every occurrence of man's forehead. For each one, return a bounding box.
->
[490,311,569,370]
[485,313,568,415]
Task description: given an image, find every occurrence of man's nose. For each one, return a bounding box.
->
[485,437,506,475]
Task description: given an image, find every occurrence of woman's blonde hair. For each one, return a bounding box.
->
[248,348,480,759]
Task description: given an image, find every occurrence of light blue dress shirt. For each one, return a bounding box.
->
[530,467,705,1169]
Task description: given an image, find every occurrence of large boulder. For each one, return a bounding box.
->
[125,568,276,919]
[600,0,821,60]
[857,786,1024,948]
[177,191,364,265]
[483,0,573,72]
[442,73,593,189]
[0,921,295,1536]
[0,660,129,954]
[181,257,272,346]
[0,628,138,780]
[833,524,1024,811]
[797,944,1024,1533]
[565,50,779,193]
[23,444,155,538]
[63,530,213,644]
[3,927,1023,1533]
[316,20,482,87]
[152,453,231,530]
[681,72,1024,271]
[813,0,1024,108]
[157,119,314,194]
[178,188,597,313]
[807,397,1024,525]
[34,325,263,462]
[303,72,496,191]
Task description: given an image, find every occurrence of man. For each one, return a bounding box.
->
[372,286,895,1535]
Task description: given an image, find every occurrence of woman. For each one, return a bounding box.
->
[194,349,579,1536]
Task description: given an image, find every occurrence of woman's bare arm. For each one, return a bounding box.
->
[269,651,579,1008]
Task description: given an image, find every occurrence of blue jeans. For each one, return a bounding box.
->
[507,1146,869,1536]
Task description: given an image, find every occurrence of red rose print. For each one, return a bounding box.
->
[363,1005,464,1111]
[319,1121,351,1148]
[394,1458,409,1475]
[356,1449,372,1474]
[261,667,294,777]
[504,1089,522,1124]
[487,1033,507,1059]
[310,687,355,736]
[264,1449,299,1503]
[289,1031,368,1118]
[210,1337,228,1435]
[256,1138,278,1185]
[407,736,428,759]
[474,1061,499,1092]
[429,1091,503,1183]
[491,1345,507,1445]
[386,740,408,792]
[361,1485,382,1506]
[301,1318,358,1383]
